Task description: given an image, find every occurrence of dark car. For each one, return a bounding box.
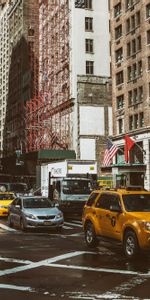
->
[8,196,64,232]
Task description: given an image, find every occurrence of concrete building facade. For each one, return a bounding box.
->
[110,0,150,189]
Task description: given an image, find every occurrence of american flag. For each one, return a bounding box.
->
[103,139,118,166]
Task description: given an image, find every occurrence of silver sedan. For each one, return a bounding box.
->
[8,196,64,232]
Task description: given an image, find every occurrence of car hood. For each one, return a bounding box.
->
[0,200,13,206]
[23,207,61,216]
[128,212,150,222]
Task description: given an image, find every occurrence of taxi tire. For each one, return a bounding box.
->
[123,230,139,259]
[85,222,99,248]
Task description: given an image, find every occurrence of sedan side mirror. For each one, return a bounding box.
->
[15,205,21,209]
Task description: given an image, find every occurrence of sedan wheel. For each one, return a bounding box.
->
[85,223,99,248]
[20,218,27,231]
[123,230,139,259]
[8,215,13,228]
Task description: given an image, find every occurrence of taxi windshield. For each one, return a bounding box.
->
[0,194,14,200]
[123,194,150,212]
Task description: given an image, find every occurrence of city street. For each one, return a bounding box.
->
[0,218,150,299]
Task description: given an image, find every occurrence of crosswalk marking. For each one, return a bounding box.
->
[64,221,82,228]
[0,223,16,232]
[0,221,82,232]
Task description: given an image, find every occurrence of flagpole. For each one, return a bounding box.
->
[134,142,146,155]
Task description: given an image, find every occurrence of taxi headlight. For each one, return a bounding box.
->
[0,205,7,208]
[142,222,150,231]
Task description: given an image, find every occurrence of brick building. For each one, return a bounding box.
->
[110,0,150,189]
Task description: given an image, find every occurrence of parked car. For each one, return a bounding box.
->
[82,186,150,259]
[0,192,16,217]
[8,196,64,231]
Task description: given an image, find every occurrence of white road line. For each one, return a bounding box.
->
[0,283,35,292]
[63,225,73,229]
[0,251,91,277]
[0,256,32,264]
[46,263,150,277]
[65,221,82,228]
[0,223,16,232]
[67,291,139,299]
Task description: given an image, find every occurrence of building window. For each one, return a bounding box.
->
[126,0,133,10]
[134,114,138,129]
[147,30,150,44]
[115,47,123,63]
[132,63,137,79]
[138,86,143,101]
[139,112,144,127]
[85,0,92,9]
[137,36,141,51]
[129,115,133,130]
[131,15,135,30]
[85,17,93,31]
[127,42,131,57]
[86,61,94,74]
[148,56,150,70]
[118,118,123,134]
[146,4,150,19]
[132,39,136,54]
[114,3,121,18]
[133,88,138,103]
[116,71,124,85]
[128,90,133,105]
[138,60,142,76]
[115,25,122,40]
[126,18,130,33]
[116,94,124,109]
[136,11,140,26]
[127,66,132,81]
[85,39,93,53]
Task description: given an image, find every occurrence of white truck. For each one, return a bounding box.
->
[40,160,97,216]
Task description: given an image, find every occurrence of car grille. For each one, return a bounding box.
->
[37,215,55,220]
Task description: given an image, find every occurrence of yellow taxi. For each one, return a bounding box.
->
[0,192,15,217]
[82,186,150,259]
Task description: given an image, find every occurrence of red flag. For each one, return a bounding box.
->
[124,135,135,162]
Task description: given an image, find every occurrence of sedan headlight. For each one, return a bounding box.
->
[142,222,150,231]
[24,213,37,220]
[56,213,63,219]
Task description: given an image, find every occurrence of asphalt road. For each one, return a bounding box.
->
[0,217,150,300]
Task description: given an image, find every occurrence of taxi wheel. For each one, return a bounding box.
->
[123,230,139,259]
[85,222,99,248]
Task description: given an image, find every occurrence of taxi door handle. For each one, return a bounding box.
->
[106,213,110,218]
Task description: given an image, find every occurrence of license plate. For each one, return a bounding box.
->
[44,221,51,225]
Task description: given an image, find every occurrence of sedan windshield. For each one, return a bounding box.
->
[123,194,150,212]
[23,198,51,209]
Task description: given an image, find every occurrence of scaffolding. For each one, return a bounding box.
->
[25,0,73,153]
